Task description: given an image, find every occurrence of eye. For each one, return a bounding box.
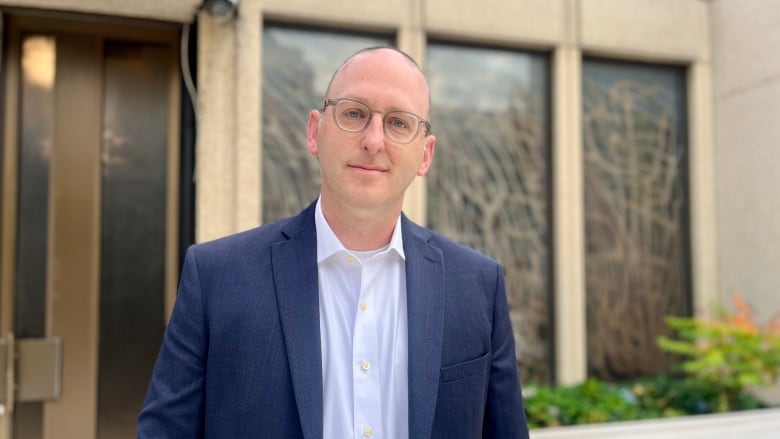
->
[387,117,410,129]
[342,107,367,119]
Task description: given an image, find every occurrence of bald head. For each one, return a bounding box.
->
[336,46,422,75]
[324,47,430,112]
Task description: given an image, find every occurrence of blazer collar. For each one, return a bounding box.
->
[273,202,323,439]
[402,216,445,439]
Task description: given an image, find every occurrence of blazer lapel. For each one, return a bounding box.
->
[403,217,445,439]
[272,204,323,439]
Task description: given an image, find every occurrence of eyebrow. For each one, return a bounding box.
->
[333,96,423,116]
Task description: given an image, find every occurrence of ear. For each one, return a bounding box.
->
[306,109,321,155]
[416,134,436,176]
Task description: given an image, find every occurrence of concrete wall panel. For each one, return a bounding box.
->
[712,0,780,321]
[260,0,407,30]
[425,0,563,46]
[712,0,780,95]
[0,0,200,22]
[581,0,709,61]
[715,81,780,321]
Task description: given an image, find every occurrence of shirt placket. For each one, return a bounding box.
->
[353,257,381,438]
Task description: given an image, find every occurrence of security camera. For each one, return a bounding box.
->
[201,0,238,20]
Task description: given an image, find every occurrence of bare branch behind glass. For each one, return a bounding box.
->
[583,60,691,380]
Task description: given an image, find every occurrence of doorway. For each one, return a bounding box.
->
[0,13,180,439]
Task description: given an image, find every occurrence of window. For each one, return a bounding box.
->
[427,42,553,383]
[583,59,691,380]
[261,25,392,222]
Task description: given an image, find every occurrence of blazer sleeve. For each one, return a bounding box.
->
[137,247,207,438]
[483,264,530,439]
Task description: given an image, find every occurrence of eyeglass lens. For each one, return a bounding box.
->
[332,99,421,143]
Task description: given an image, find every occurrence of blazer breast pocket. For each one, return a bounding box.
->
[440,352,489,383]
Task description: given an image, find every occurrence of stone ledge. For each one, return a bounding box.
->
[530,407,780,439]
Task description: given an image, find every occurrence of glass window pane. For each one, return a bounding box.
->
[261,26,391,222]
[583,59,691,380]
[427,43,553,383]
[98,42,169,437]
[14,34,56,439]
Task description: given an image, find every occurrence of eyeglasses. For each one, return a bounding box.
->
[321,98,432,144]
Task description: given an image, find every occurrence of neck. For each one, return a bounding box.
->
[320,197,401,251]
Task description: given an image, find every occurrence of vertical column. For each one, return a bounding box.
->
[235,0,262,230]
[553,0,586,384]
[197,12,238,242]
[198,1,262,237]
[399,0,428,224]
[688,61,718,316]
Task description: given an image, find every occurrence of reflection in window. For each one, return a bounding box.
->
[583,59,690,380]
[427,43,553,383]
[98,42,169,438]
[261,26,391,222]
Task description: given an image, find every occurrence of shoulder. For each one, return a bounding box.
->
[402,216,500,272]
[188,203,316,264]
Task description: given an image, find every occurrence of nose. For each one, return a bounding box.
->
[361,113,386,153]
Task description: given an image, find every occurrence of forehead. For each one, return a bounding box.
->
[328,49,429,113]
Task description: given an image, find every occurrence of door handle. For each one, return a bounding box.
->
[0,334,62,416]
[0,334,12,416]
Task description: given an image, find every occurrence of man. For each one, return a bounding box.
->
[138,47,529,438]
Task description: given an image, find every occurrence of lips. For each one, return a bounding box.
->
[349,163,388,173]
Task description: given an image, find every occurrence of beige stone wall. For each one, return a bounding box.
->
[712,0,780,322]
[0,0,200,22]
[581,0,709,60]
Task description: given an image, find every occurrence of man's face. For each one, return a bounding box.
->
[306,49,435,214]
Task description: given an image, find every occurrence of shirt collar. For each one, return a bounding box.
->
[315,197,405,263]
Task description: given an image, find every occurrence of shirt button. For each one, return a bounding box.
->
[360,302,368,311]
[347,255,357,263]
[363,426,373,437]
[361,361,370,371]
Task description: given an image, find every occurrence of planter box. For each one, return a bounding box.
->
[530,407,780,439]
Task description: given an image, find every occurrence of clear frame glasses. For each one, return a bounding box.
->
[321,98,432,144]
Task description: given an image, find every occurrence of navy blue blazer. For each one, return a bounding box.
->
[138,202,528,438]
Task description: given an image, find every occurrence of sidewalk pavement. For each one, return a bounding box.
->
[530,407,780,439]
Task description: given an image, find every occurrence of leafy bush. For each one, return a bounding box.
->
[523,376,764,429]
[523,379,641,428]
[656,293,780,412]
[523,294,777,429]
[628,375,763,416]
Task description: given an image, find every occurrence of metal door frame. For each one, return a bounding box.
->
[0,11,180,439]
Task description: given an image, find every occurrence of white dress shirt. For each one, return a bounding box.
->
[315,199,409,439]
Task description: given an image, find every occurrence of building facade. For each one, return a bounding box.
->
[0,0,777,438]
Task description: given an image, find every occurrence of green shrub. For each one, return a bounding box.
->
[523,379,641,428]
[629,375,763,416]
[656,293,780,412]
[523,294,776,429]
[523,376,765,429]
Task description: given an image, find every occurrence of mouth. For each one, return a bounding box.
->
[348,163,388,174]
